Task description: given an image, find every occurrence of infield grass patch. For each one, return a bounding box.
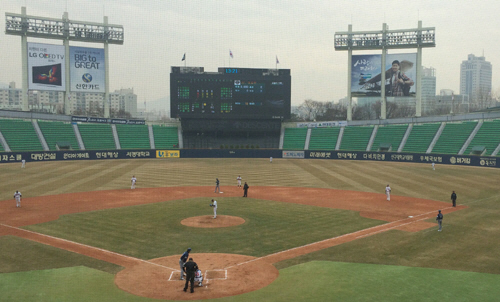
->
[22,197,385,260]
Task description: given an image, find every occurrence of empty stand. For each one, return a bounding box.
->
[308,128,341,150]
[464,120,500,156]
[38,121,80,151]
[282,128,307,150]
[339,126,373,151]
[432,121,478,154]
[370,124,408,152]
[115,124,151,149]
[402,123,440,153]
[0,119,43,151]
[152,125,179,149]
[77,123,116,150]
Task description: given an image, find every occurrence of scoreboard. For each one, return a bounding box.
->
[170,67,291,120]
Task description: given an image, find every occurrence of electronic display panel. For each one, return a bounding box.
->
[170,67,291,120]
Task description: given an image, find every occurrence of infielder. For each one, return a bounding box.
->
[236,175,242,187]
[14,190,22,208]
[210,199,217,219]
[385,184,391,201]
[436,210,443,231]
[214,178,220,193]
[179,248,191,280]
[131,175,137,189]
[194,269,203,287]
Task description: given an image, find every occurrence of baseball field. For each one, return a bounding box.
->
[1,158,499,301]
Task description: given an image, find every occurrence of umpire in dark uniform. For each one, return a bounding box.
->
[183,258,199,293]
[451,191,457,207]
[243,182,249,197]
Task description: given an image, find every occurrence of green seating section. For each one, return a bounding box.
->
[38,121,80,151]
[152,126,179,149]
[308,128,340,150]
[464,120,500,155]
[402,123,440,153]
[432,121,477,154]
[78,124,116,150]
[282,128,307,150]
[0,138,4,151]
[0,119,43,151]
[339,126,373,151]
[370,124,408,152]
[116,124,151,149]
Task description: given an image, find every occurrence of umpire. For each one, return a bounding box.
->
[183,258,199,293]
[451,191,457,207]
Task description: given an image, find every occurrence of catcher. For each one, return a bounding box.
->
[194,269,203,287]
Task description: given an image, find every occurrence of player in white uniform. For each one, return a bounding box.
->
[211,199,217,219]
[432,162,435,170]
[131,176,137,189]
[270,157,273,163]
[236,175,242,187]
[385,184,391,201]
[14,190,22,208]
[194,269,203,286]
[21,159,26,168]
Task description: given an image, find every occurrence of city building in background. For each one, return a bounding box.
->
[0,83,137,117]
[460,54,492,109]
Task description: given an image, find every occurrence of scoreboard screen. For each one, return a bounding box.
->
[170,67,291,120]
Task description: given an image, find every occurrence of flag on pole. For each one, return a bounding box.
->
[182,53,186,61]
[229,50,233,58]
[276,56,279,64]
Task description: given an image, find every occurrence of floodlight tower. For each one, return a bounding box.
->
[5,7,124,117]
[335,21,435,120]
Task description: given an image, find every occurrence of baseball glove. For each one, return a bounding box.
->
[209,204,213,207]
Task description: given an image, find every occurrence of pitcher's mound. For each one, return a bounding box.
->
[181,215,245,228]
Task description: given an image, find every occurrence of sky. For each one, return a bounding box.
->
[1,0,499,107]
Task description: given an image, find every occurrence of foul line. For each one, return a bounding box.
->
[225,206,458,270]
[0,223,179,272]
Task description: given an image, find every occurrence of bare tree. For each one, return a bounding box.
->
[298,99,325,121]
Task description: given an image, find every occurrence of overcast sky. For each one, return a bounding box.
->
[1,0,499,107]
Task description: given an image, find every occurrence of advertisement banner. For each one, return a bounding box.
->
[28,43,66,91]
[282,151,305,159]
[351,53,417,97]
[70,46,105,92]
[156,150,180,158]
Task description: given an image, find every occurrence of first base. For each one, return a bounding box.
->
[408,216,413,218]
[220,192,223,193]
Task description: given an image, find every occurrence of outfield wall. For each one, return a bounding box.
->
[0,148,497,168]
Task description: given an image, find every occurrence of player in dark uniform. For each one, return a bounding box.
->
[183,258,199,293]
[243,182,249,197]
[451,191,457,207]
[179,248,191,280]
[214,178,220,193]
[436,210,443,231]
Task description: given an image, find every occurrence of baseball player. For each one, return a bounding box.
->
[270,156,273,163]
[236,175,242,187]
[436,210,443,231]
[214,178,220,193]
[194,269,203,287]
[432,162,435,170]
[211,199,217,219]
[179,248,191,280]
[14,190,22,208]
[21,159,26,168]
[385,184,391,201]
[131,175,137,189]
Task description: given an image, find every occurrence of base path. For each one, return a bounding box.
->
[0,186,465,300]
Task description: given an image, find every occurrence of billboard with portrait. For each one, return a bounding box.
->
[70,46,105,92]
[28,43,66,91]
[351,53,417,97]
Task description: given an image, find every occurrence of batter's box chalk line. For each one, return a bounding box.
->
[168,269,227,282]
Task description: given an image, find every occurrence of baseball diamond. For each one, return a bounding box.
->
[1,158,500,301]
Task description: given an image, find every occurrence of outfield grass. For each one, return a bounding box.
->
[1,158,500,301]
